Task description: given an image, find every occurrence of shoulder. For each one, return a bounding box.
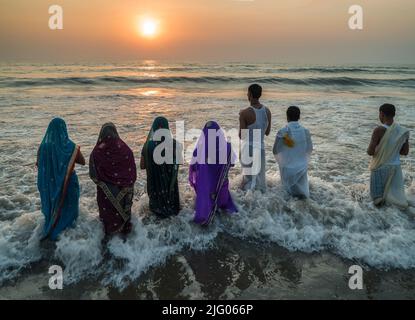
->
[239,107,251,116]
[277,127,287,137]
[397,124,410,136]
[373,126,386,135]
[265,106,271,115]
[239,107,254,121]
[371,126,386,142]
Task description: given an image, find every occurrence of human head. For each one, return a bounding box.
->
[97,122,119,144]
[247,84,262,102]
[152,116,169,130]
[148,116,170,143]
[287,106,301,122]
[43,117,69,144]
[379,103,395,124]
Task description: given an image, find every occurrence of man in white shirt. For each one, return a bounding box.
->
[273,106,313,199]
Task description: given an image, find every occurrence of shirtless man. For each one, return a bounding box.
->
[367,103,410,208]
[367,104,409,157]
[239,84,272,191]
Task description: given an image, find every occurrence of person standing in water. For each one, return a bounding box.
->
[140,117,182,218]
[189,121,238,226]
[239,84,271,192]
[89,123,137,236]
[273,106,313,199]
[367,103,410,208]
[37,118,85,241]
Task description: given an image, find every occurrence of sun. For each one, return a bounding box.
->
[138,17,159,38]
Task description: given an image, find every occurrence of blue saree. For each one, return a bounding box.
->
[37,118,80,240]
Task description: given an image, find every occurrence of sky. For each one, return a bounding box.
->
[0,0,414,64]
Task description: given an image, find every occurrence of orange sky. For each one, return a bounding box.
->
[0,0,414,63]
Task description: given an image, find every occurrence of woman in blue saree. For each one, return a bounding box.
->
[37,118,85,241]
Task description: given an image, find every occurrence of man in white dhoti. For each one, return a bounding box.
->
[239,84,272,192]
[367,103,410,208]
[273,106,313,199]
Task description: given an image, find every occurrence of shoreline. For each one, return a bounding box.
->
[1,233,415,300]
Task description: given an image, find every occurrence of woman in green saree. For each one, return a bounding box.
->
[140,117,181,218]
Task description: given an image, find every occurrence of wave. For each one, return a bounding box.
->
[1,174,414,289]
[1,75,415,88]
[270,66,415,74]
[3,63,415,77]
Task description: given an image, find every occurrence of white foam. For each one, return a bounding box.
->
[0,212,42,283]
[1,169,415,288]
[223,173,415,269]
[1,68,414,288]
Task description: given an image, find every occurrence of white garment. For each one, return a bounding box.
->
[273,121,313,198]
[241,105,268,191]
[382,124,401,165]
[370,122,410,208]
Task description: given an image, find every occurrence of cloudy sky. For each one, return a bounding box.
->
[0,0,414,63]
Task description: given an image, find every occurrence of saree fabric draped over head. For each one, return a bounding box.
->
[142,117,181,218]
[369,122,410,208]
[89,123,137,235]
[189,121,238,226]
[37,118,80,240]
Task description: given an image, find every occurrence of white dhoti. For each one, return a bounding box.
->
[279,165,309,198]
[370,164,407,208]
[241,145,266,192]
[369,122,410,208]
[240,105,269,192]
[273,122,313,199]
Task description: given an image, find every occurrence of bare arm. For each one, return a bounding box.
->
[400,139,409,156]
[265,108,272,136]
[239,110,247,139]
[36,147,39,167]
[76,149,86,166]
[140,155,146,170]
[367,127,386,156]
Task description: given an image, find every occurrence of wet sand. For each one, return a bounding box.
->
[1,62,415,300]
[1,233,415,300]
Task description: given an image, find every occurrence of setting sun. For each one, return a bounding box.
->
[138,17,159,38]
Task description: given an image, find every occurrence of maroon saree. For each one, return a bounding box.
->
[89,123,137,235]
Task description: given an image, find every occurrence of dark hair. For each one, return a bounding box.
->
[248,84,262,99]
[287,106,301,121]
[379,103,396,118]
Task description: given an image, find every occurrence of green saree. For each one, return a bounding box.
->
[142,117,181,218]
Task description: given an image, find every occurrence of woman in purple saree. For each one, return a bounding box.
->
[189,121,238,226]
[89,123,137,235]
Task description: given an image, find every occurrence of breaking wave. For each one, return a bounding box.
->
[1,173,414,289]
[1,76,415,88]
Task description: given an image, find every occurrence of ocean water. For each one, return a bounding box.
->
[0,62,415,299]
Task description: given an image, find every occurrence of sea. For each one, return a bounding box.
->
[0,62,414,299]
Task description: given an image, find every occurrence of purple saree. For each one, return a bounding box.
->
[189,121,237,226]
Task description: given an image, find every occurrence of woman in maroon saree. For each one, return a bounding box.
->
[89,123,137,235]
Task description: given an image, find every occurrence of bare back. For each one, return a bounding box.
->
[239,105,271,138]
